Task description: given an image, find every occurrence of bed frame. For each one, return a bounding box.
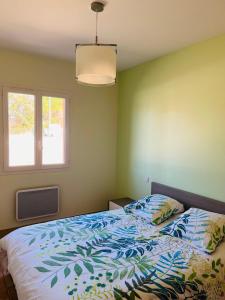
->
[151,182,225,214]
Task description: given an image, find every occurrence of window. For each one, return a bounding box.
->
[8,92,36,167]
[42,96,66,165]
[3,88,69,171]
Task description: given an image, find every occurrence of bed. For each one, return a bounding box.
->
[1,182,225,300]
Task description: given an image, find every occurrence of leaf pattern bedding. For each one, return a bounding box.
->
[160,207,225,253]
[0,209,225,300]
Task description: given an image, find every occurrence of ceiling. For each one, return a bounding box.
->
[0,0,225,70]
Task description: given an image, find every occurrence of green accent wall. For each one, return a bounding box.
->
[117,35,225,202]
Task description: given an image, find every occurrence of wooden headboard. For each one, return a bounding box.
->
[151,182,225,215]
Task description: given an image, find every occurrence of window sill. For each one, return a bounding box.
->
[0,164,70,176]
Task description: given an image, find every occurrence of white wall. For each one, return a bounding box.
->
[0,48,117,229]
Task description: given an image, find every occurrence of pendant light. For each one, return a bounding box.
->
[75,1,117,86]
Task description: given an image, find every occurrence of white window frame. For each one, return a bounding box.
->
[3,87,69,172]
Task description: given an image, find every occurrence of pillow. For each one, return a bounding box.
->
[160,207,225,253]
[124,194,184,225]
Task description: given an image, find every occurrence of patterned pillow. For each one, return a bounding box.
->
[160,207,225,253]
[124,194,184,225]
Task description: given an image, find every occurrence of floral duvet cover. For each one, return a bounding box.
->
[0,209,225,300]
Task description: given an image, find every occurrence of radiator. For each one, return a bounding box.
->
[16,186,59,221]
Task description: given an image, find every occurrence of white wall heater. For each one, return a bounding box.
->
[16,186,59,221]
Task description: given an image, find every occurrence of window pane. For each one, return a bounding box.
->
[8,92,35,167]
[42,96,65,165]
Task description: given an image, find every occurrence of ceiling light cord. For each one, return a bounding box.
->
[95,12,98,44]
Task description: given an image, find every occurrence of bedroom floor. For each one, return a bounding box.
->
[0,251,17,300]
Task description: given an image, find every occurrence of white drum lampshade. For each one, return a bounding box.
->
[76,45,116,86]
